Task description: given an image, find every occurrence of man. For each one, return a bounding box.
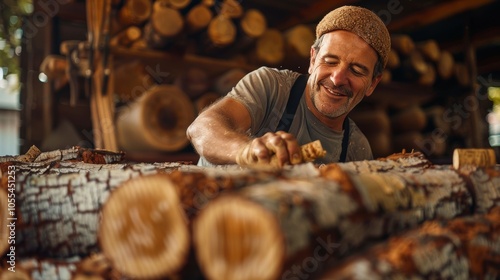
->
[187,6,391,167]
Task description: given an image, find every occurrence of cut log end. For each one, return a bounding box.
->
[99,174,190,279]
[193,195,285,280]
[452,148,497,170]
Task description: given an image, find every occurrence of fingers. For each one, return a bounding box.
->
[236,132,301,167]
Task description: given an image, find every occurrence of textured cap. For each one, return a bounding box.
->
[316,6,391,67]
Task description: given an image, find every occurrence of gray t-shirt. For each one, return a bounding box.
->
[197,66,373,166]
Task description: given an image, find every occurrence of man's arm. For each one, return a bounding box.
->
[186,97,302,166]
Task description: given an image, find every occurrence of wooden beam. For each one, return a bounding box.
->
[387,0,494,32]
[441,26,500,54]
[277,0,360,30]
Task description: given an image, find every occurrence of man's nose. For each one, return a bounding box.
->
[330,66,348,86]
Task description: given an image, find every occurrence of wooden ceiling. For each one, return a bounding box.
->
[244,0,500,77]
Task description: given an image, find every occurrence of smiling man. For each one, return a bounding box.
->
[187,6,391,167]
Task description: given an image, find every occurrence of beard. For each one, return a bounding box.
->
[310,79,353,118]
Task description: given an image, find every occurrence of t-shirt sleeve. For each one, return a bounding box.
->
[226,67,287,133]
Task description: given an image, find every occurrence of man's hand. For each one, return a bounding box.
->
[236,131,303,167]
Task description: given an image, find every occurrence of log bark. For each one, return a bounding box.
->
[2,161,180,258]
[193,164,472,280]
[116,84,196,152]
[319,206,500,280]
[460,165,500,214]
[99,174,190,279]
[452,148,496,170]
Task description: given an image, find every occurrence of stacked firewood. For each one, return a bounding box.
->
[1,145,499,279]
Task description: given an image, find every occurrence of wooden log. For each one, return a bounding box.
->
[0,145,41,163]
[417,62,436,86]
[158,0,191,10]
[452,148,496,170]
[391,34,415,56]
[416,39,440,62]
[3,162,180,258]
[207,14,237,48]
[99,174,190,279]
[231,8,267,52]
[252,28,285,66]
[460,165,500,214]
[220,0,244,19]
[185,4,213,33]
[175,67,211,99]
[386,48,401,69]
[113,60,155,101]
[143,2,184,49]
[2,258,79,280]
[72,253,122,280]
[283,24,315,70]
[319,206,500,279]
[109,26,141,48]
[193,166,472,279]
[214,68,247,95]
[390,105,427,133]
[437,50,455,80]
[117,0,152,27]
[195,92,221,114]
[365,131,393,158]
[380,69,392,85]
[116,84,196,152]
[349,108,391,135]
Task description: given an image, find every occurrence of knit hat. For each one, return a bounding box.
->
[316,6,391,67]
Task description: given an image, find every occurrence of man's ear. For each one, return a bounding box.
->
[365,74,382,97]
[308,47,317,74]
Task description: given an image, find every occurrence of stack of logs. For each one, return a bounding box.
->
[110,0,315,69]
[1,145,499,279]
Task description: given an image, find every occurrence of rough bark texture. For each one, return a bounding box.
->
[319,206,500,280]
[8,162,180,258]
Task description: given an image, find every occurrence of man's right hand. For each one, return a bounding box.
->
[236,131,303,167]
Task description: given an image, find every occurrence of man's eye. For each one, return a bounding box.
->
[351,66,365,76]
[324,59,337,65]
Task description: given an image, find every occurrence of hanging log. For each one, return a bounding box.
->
[144,2,184,49]
[193,165,472,280]
[99,174,190,279]
[117,0,152,27]
[3,162,180,258]
[175,67,211,99]
[214,68,247,95]
[185,4,213,33]
[116,84,196,152]
[113,60,155,101]
[391,105,427,133]
[437,50,455,80]
[319,206,500,279]
[109,26,142,48]
[252,28,285,66]
[416,39,441,62]
[391,34,415,56]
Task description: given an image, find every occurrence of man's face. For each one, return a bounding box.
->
[308,30,381,119]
